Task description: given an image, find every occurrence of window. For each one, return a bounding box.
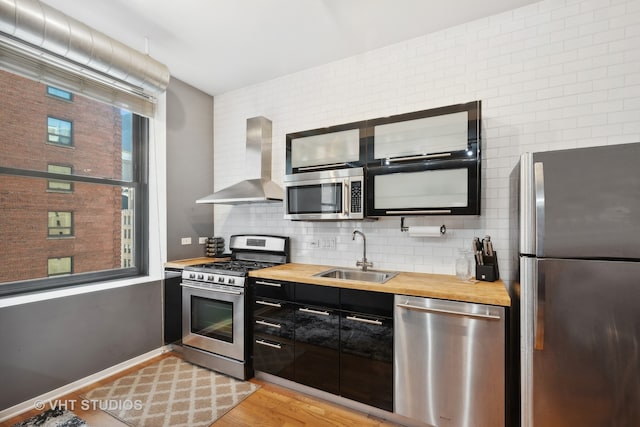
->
[47,86,73,101]
[47,116,73,146]
[47,164,74,192]
[48,257,73,276]
[48,211,73,237]
[0,69,149,296]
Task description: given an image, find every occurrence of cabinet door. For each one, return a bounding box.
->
[253,279,294,301]
[374,111,468,159]
[340,312,393,411]
[163,270,183,345]
[367,160,480,216]
[286,123,366,174]
[294,304,340,394]
[368,101,480,163]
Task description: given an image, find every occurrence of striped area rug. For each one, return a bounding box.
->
[82,356,258,427]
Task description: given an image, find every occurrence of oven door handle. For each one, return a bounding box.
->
[180,283,243,295]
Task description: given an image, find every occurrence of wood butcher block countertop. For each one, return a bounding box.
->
[164,257,230,269]
[249,263,511,307]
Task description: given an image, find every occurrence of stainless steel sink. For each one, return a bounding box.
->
[314,267,399,284]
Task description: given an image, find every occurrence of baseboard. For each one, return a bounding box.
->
[0,347,168,422]
[255,371,424,427]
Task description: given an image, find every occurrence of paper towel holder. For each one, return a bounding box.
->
[400,217,446,235]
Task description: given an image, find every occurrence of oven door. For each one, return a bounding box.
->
[181,280,245,361]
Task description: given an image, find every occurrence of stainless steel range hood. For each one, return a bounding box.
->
[196,116,283,205]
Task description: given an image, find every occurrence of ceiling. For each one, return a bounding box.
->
[41,0,540,96]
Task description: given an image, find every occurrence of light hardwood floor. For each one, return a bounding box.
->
[1,352,400,427]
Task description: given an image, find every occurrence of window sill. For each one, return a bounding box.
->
[0,274,162,309]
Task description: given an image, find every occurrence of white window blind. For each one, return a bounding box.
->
[0,0,170,117]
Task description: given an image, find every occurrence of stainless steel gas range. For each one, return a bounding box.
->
[181,234,289,380]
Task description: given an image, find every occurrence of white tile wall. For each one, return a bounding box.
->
[212,0,640,282]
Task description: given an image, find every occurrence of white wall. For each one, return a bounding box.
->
[212,0,640,281]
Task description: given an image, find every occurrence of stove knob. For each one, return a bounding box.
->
[207,275,214,281]
[189,273,195,279]
[218,276,225,283]
[228,278,235,285]
[197,274,204,280]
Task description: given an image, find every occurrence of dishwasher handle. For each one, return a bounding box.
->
[396,302,501,320]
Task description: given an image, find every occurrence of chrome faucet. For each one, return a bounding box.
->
[352,230,373,271]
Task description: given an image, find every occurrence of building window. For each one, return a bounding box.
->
[47,86,73,101]
[0,69,148,295]
[48,211,73,237]
[47,116,73,146]
[47,164,74,192]
[48,257,73,276]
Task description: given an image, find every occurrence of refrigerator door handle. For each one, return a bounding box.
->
[534,162,545,257]
[534,270,545,351]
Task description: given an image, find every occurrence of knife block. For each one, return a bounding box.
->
[476,251,499,282]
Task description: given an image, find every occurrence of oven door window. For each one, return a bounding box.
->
[287,183,342,214]
[191,296,234,343]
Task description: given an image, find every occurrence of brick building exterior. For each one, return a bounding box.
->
[0,69,124,283]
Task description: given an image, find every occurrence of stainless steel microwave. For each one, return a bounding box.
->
[284,168,364,220]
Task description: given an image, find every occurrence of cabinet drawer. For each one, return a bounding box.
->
[340,288,393,317]
[296,283,339,308]
[253,334,294,380]
[252,279,294,300]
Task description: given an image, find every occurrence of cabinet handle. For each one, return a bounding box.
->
[298,162,349,171]
[256,300,282,308]
[385,153,452,163]
[299,307,330,316]
[346,315,382,325]
[396,302,501,320]
[255,319,281,329]
[255,339,282,349]
[388,209,452,215]
[255,281,281,287]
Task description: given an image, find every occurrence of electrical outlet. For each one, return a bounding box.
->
[307,239,320,249]
[321,238,336,249]
[181,237,192,245]
[198,237,207,244]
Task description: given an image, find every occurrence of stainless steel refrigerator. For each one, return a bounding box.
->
[515,143,640,427]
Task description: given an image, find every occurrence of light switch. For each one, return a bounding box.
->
[181,237,192,245]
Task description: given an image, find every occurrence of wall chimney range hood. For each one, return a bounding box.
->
[196,116,283,205]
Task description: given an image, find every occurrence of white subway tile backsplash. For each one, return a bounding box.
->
[212,0,639,282]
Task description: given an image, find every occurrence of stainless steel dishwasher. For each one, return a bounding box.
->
[394,295,505,427]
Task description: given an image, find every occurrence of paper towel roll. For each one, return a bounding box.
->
[407,226,444,237]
